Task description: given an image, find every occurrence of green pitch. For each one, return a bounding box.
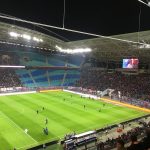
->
[0,91,148,150]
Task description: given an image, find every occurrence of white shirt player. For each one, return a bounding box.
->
[25,129,28,134]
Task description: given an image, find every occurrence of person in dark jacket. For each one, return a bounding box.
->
[127,134,142,150]
[116,139,126,150]
[141,127,150,150]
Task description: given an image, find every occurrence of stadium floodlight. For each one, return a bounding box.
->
[33,37,40,42]
[55,45,92,54]
[139,44,150,49]
[66,48,92,54]
[9,32,19,37]
[33,37,43,42]
[72,48,91,53]
[22,34,31,40]
[145,44,150,48]
[0,65,25,68]
[40,39,43,42]
[9,31,43,42]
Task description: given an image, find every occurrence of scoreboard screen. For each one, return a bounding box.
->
[122,59,139,69]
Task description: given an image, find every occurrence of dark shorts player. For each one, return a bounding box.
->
[43,127,48,135]
[45,118,48,124]
[37,110,39,114]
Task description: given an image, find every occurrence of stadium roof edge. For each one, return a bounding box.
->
[1,21,150,62]
[1,21,150,48]
[67,30,150,45]
[65,30,150,62]
[0,21,65,43]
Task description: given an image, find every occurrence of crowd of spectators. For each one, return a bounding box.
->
[0,69,22,88]
[97,122,150,150]
[62,116,150,150]
[77,69,150,108]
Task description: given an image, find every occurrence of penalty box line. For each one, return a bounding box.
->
[0,111,38,144]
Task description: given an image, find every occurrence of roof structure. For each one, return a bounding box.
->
[0,22,65,51]
[67,31,150,62]
[0,21,150,62]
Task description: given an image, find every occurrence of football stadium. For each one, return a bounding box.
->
[0,1,150,150]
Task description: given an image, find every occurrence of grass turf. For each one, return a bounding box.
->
[0,91,148,150]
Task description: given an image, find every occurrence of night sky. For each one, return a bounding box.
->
[0,0,150,41]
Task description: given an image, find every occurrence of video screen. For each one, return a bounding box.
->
[122,59,139,69]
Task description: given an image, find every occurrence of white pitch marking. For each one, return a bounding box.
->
[0,111,38,143]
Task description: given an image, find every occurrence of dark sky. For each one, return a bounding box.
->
[0,0,150,41]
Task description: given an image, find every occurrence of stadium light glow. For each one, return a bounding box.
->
[22,34,31,40]
[33,37,39,42]
[72,48,91,53]
[9,32,19,37]
[33,37,43,42]
[0,65,25,68]
[139,44,150,49]
[39,39,43,42]
[55,45,92,54]
[9,32,43,42]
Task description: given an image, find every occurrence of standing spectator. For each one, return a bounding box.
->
[116,139,126,150]
[141,128,150,150]
[127,134,142,150]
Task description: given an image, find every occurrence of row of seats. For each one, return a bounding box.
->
[0,49,83,88]
[16,69,80,87]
